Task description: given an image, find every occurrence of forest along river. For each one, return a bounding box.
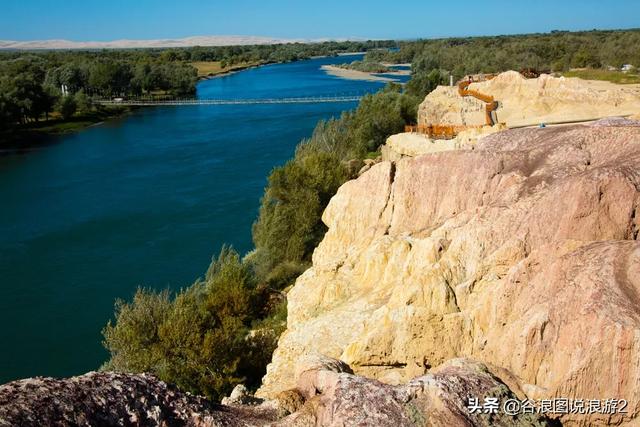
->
[0,54,405,382]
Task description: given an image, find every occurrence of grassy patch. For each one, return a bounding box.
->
[562,69,640,84]
[25,108,129,134]
[190,61,263,78]
[365,151,381,159]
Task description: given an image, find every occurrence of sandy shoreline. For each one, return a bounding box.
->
[382,62,412,67]
[320,65,401,82]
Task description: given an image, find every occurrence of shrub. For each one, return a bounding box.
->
[102,247,263,400]
[101,288,172,373]
[74,90,92,114]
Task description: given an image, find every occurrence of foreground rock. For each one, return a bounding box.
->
[0,372,278,427]
[275,356,550,427]
[418,71,640,127]
[0,358,551,427]
[259,119,640,426]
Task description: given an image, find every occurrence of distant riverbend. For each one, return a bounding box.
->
[0,54,386,383]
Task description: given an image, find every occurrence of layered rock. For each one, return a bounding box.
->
[418,71,640,127]
[258,119,640,426]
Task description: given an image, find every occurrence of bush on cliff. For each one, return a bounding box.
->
[102,247,270,400]
[406,68,449,98]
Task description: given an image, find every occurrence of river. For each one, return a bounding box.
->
[0,54,402,382]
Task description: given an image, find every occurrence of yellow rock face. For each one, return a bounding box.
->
[258,120,640,426]
[418,70,640,128]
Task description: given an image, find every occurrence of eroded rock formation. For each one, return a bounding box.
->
[275,355,551,427]
[259,118,640,426]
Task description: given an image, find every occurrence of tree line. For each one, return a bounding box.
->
[0,40,397,130]
[0,55,198,127]
[367,29,640,96]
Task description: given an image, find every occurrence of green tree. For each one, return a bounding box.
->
[406,68,449,98]
[57,95,77,119]
[571,48,601,68]
[74,89,92,114]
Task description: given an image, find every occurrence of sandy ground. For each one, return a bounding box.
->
[382,62,412,69]
[321,65,400,82]
[388,69,411,76]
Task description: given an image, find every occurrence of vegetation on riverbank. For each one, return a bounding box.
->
[366,28,640,93]
[337,59,391,73]
[103,247,272,400]
[102,28,640,401]
[0,53,197,147]
[0,106,132,149]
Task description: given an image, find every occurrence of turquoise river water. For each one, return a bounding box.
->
[0,54,407,382]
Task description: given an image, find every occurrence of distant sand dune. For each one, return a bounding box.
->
[0,35,323,50]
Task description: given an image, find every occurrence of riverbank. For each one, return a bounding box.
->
[0,106,133,152]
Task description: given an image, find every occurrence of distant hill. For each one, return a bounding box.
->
[0,35,310,50]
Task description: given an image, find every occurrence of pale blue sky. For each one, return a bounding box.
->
[2,0,639,41]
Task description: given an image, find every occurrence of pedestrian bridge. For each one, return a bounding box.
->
[94,95,363,106]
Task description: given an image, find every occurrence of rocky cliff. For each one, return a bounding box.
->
[258,118,640,426]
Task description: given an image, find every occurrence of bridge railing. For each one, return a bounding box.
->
[93,95,365,106]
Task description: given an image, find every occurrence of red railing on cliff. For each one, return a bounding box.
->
[408,74,500,139]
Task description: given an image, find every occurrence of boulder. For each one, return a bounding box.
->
[222,384,264,406]
[275,356,552,427]
[0,371,278,427]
